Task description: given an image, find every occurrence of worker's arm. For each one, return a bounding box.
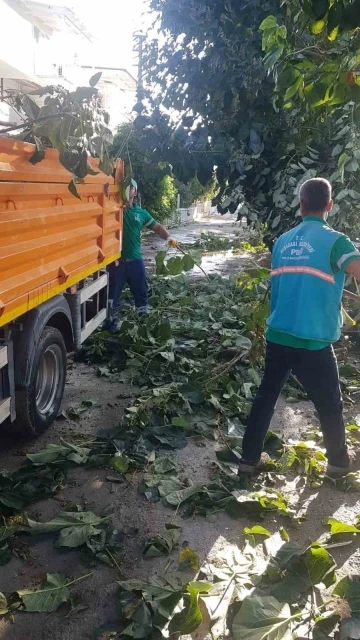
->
[346,260,360,280]
[152,222,170,240]
[331,236,360,278]
[141,208,178,246]
[152,223,178,247]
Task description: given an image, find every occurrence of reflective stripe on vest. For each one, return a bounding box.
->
[271,266,335,284]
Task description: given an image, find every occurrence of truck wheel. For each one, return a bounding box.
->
[15,327,67,436]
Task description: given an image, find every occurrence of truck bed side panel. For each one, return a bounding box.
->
[0,138,123,327]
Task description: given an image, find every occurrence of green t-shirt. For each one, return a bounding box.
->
[266,216,360,350]
[122,204,156,260]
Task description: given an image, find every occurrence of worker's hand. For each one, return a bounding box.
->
[167,236,179,248]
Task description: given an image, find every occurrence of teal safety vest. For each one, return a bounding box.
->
[267,220,345,343]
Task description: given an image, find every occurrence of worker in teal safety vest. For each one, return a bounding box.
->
[239,177,360,478]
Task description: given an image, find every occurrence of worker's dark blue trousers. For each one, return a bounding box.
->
[241,341,349,467]
[108,259,148,320]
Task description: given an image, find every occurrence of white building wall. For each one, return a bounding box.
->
[0,1,136,130]
[99,86,134,129]
[0,0,36,79]
[34,28,81,80]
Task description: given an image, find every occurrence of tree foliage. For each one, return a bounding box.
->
[175,176,216,208]
[110,124,177,222]
[1,73,113,197]
[135,0,360,244]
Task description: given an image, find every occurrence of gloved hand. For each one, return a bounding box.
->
[167,236,179,248]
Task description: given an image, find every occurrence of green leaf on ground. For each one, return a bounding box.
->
[327,518,360,536]
[336,472,360,491]
[17,573,90,613]
[26,440,91,465]
[118,575,184,636]
[203,578,236,640]
[271,543,336,601]
[313,611,341,640]
[109,455,131,473]
[276,449,299,471]
[0,494,25,510]
[171,416,190,428]
[153,456,177,474]
[0,542,12,566]
[232,594,295,640]
[143,524,181,558]
[26,444,70,464]
[160,351,175,362]
[244,526,271,538]
[264,431,285,456]
[164,483,205,507]
[149,426,187,449]
[28,511,104,548]
[269,540,304,568]
[67,401,96,421]
[0,592,8,616]
[169,582,212,635]
[229,489,291,518]
[334,575,360,612]
[339,616,360,640]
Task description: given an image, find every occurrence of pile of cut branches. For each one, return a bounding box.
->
[0,73,113,197]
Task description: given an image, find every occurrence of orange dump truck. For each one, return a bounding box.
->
[0,137,123,436]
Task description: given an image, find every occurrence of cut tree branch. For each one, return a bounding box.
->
[0,112,79,135]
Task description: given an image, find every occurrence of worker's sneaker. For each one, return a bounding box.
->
[103,318,119,333]
[137,305,149,318]
[327,451,358,478]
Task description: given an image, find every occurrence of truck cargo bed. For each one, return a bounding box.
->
[0,137,123,327]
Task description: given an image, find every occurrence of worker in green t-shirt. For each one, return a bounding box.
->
[107,179,178,331]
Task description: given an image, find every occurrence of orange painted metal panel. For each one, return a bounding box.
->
[0,138,123,327]
[0,137,110,184]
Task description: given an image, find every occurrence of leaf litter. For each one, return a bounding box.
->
[103,526,359,639]
[1,262,360,632]
[143,524,181,558]
[0,571,92,616]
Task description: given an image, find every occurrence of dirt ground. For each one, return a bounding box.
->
[1,216,360,640]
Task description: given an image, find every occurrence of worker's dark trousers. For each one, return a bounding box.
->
[108,259,149,317]
[241,341,349,467]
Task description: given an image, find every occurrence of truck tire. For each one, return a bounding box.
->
[14,326,67,437]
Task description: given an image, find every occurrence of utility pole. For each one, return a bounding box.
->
[133,31,146,101]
